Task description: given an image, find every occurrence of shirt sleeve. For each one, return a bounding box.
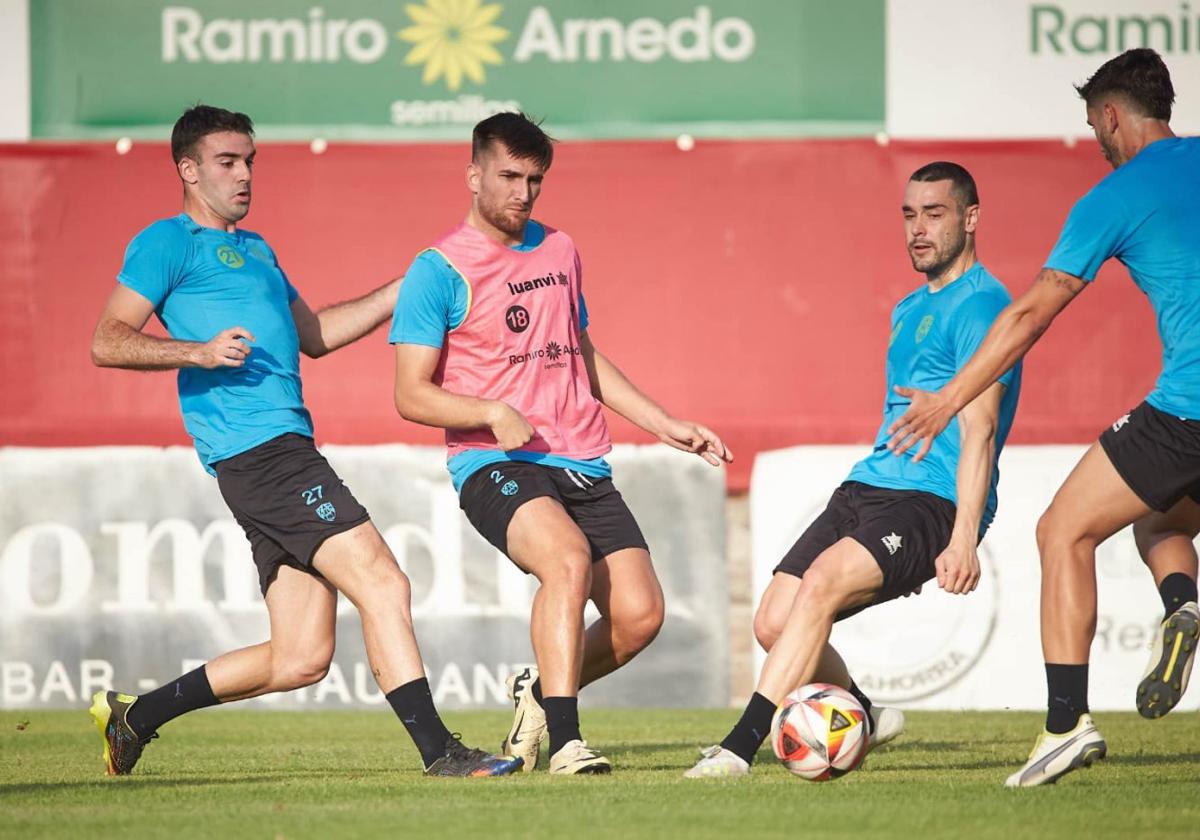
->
[116,221,190,308]
[574,252,589,331]
[1043,183,1131,282]
[388,250,467,348]
[953,290,1018,389]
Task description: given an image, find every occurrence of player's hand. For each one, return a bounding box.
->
[194,326,256,369]
[933,540,980,595]
[487,401,535,451]
[657,418,733,467]
[886,386,955,462]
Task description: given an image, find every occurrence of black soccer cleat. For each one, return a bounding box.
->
[89,690,158,776]
[423,734,524,777]
[1136,601,1199,719]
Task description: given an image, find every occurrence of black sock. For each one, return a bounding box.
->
[848,680,875,734]
[543,696,582,758]
[531,677,544,705]
[387,678,453,768]
[1159,573,1198,614]
[126,665,219,739]
[1045,663,1089,734]
[719,692,776,766]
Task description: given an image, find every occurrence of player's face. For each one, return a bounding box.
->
[902,179,973,276]
[1086,104,1123,169]
[468,143,545,240]
[181,131,256,224]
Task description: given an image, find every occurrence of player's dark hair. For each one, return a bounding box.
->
[472,112,555,170]
[1075,48,1174,120]
[909,161,979,208]
[171,104,255,164]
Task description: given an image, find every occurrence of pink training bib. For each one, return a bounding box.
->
[429,222,612,460]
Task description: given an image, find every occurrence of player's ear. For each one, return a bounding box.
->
[964,203,979,234]
[466,161,481,195]
[178,155,199,186]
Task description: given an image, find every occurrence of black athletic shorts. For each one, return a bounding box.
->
[214,433,370,595]
[774,481,958,619]
[1099,400,1200,513]
[459,461,648,566]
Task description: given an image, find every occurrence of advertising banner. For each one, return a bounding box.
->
[31,0,884,139]
[887,0,1200,138]
[751,445,1195,711]
[0,443,728,709]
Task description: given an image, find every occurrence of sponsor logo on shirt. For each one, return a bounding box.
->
[216,245,245,269]
[914,315,934,344]
[508,340,581,368]
[507,272,568,296]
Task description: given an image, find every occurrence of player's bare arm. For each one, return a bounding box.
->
[290,277,401,358]
[579,330,732,467]
[887,268,1086,461]
[91,284,255,371]
[392,342,534,450]
[935,381,1006,595]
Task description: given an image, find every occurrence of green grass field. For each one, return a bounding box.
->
[2,708,1197,839]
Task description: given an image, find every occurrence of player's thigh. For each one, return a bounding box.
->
[1041,441,1154,545]
[506,497,593,580]
[590,547,663,626]
[1136,494,1200,544]
[310,519,404,598]
[264,564,339,664]
[800,537,885,614]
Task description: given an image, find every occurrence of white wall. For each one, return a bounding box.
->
[0,0,29,141]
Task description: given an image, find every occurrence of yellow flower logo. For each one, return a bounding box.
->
[398,0,509,92]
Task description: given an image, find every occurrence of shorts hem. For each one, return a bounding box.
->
[303,513,373,567]
[1099,432,1165,512]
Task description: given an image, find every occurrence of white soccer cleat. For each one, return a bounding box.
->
[868,706,905,750]
[1004,714,1107,788]
[501,667,546,772]
[1136,601,1199,719]
[683,745,750,779]
[548,739,612,775]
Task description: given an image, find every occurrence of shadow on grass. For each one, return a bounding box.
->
[0,766,402,797]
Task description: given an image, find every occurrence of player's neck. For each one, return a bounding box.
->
[925,247,976,292]
[1124,121,1176,163]
[182,196,239,233]
[465,208,525,247]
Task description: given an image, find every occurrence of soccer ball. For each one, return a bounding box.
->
[770,683,869,781]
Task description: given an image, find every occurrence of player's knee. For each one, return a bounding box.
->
[273,651,333,691]
[544,549,593,598]
[357,551,413,608]
[1036,508,1095,563]
[753,608,783,652]
[614,590,664,657]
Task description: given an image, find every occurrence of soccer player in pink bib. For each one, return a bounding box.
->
[391,113,732,775]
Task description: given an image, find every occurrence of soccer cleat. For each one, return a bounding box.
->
[1136,601,1199,719]
[423,734,524,777]
[89,690,157,776]
[1004,714,1107,788]
[548,739,612,775]
[683,745,750,779]
[868,706,905,750]
[501,666,546,772]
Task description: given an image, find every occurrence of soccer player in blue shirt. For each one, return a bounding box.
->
[887,49,1200,787]
[88,105,521,778]
[686,162,1021,778]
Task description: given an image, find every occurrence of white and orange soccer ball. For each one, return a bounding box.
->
[770,683,869,781]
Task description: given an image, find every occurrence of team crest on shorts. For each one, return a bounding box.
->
[315,502,337,522]
[501,480,519,496]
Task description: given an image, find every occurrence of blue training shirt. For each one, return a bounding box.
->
[388,220,608,492]
[117,213,313,473]
[1045,136,1200,419]
[847,263,1022,533]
